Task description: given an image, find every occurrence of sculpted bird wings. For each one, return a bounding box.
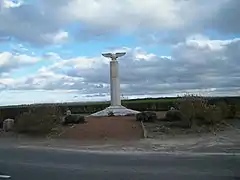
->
[102,52,126,59]
[115,52,126,58]
[102,53,113,58]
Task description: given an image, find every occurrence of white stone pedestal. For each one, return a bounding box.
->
[90,105,140,117]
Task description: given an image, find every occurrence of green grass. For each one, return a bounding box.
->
[122,98,178,104]
[79,97,178,105]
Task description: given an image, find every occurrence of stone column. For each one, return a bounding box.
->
[110,60,121,106]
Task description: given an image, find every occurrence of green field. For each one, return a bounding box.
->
[79,97,178,105]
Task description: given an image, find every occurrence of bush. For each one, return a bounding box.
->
[15,105,62,135]
[176,95,196,124]
[228,104,236,118]
[215,101,230,119]
[176,94,223,126]
[136,113,145,122]
[165,110,183,121]
[136,112,157,122]
[0,119,3,129]
[62,114,86,125]
[202,105,222,125]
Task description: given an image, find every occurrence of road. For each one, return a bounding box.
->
[0,145,239,180]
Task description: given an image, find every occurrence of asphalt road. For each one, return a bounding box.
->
[0,146,239,180]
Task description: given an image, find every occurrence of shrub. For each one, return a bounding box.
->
[202,105,222,125]
[62,114,86,125]
[228,104,236,118]
[165,110,183,121]
[145,111,157,122]
[215,101,230,119]
[136,112,157,122]
[77,115,85,123]
[176,94,195,124]
[15,105,62,135]
[0,119,3,129]
[136,113,145,122]
[176,94,223,126]
[211,101,236,119]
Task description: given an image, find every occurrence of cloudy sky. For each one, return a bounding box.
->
[0,0,240,105]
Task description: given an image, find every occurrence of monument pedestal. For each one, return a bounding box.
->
[90,105,140,117]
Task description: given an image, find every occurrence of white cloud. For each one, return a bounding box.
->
[42,30,69,44]
[0,77,15,86]
[0,0,239,45]
[0,1,69,45]
[64,0,185,30]
[1,0,22,8]
[42,52,61,61]
[0,51,39,75]
[1,36,239,102]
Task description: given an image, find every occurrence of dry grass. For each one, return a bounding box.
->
[176,94,225,126]
[15,105,62,136]
[144,94,239,137]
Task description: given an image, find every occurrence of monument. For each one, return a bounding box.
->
[90,52,140,116]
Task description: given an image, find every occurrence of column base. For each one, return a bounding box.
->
[89,105,140,117]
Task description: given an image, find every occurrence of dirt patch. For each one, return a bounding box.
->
[144,121,203,138]
[144,117,240,139]
[59,116,143,141]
